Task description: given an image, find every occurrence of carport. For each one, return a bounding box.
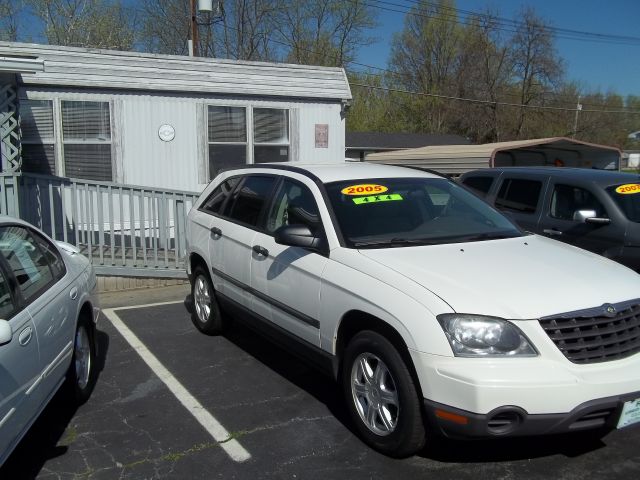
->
[365,137,621,175]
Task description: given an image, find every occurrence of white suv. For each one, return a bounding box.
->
[186,162,640,457]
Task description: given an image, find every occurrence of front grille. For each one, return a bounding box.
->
[539,301,640,364]
[569,409,614,430]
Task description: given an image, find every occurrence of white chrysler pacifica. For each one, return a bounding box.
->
[186,162,640,457]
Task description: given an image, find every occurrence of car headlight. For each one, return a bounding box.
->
[437,314,537,357]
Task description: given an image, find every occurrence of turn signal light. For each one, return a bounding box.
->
[435,409,469,425]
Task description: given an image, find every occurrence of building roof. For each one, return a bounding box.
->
[346,132,469,150]
[366,137,621,162]
[0,42,352,101]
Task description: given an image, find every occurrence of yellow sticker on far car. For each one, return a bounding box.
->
[341,184,388,195]
[615,184,640,195]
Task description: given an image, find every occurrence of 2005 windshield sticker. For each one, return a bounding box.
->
[341,184,389,195]
[615,184,640,195]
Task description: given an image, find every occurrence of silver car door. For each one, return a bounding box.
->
[0,265,40,464]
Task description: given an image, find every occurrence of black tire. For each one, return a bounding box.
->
[342,330,426,457]
[67,315,98,405]
[190,265,223,335]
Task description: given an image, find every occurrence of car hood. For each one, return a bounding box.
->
[358,235,640,319]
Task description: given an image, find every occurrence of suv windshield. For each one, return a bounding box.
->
[326,177,523,248]
[607,184,640,223]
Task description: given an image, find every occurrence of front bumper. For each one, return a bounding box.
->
[424,391,640,438]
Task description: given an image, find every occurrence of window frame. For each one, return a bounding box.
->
[263,177,324,236]
[0,224,67,310]
[205,104,292,181]
[549,183,609,221]
[19,94,116,181]
[60,99,114,182]
[494,177,544,215]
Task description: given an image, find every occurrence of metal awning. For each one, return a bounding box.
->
[0,55,45,73]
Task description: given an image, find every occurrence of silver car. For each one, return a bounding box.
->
[0,217,99,466]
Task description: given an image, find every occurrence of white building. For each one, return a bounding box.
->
[0,42,352,192]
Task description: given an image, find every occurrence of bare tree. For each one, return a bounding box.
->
[27,0,135,50]
[139,0,191,55]
[0,0,20,41]
[511,7,563,138]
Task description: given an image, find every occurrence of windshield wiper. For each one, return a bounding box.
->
[353,237,438,248]
[458,232,519,242]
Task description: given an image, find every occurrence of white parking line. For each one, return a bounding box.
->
[102,306,252,463]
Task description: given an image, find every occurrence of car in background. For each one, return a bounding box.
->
[0,217,99,466]
[459,167,640,271]
[186,162,640,457]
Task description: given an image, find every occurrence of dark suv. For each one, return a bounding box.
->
[459,167,640,271]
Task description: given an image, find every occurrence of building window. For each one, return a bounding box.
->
[208,106,247,179]
[20,100,56,175]
[61,101,112,182]
[254,108,289,164]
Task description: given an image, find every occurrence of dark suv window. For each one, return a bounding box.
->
[550,184,608,221]
[200,177,241,215]
[462,176,494,197]
[265,179,321,234]
[227,175,276,227]
[495,178,542,214]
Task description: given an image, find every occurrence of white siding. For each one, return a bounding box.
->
[298,103,345,163]
[121,96,199,191]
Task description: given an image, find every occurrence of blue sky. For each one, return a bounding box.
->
[358,0,640,97]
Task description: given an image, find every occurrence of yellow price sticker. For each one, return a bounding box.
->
[341,184,388,196]
[615,184,640,195]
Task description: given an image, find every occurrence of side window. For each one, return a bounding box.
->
[495,178,542,214]
[266,180,322,234]
[0,226,55,304]
[0,268,16,320]
[226,176,276,227]
[31,231,66,280]
[550,184,608,221]
[462,176,494,198]
[200,177,241,215]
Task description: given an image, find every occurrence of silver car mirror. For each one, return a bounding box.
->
[574,209,611,225]
[0,319,12,345]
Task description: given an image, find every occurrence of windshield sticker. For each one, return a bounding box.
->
[615,184,640,195]
[341,184,388,196]
[353,194,404,205]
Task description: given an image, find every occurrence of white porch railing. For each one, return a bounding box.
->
[0,173,199,277]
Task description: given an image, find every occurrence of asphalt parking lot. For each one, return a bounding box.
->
[1,287,639,480]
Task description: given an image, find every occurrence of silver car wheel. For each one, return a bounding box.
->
[351,352,400,436]
[74,325,92,390]
[194,274,212,324]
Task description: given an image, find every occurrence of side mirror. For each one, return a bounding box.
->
[574,209,611,225]
[274,224,326,254]
[0,319,12,345]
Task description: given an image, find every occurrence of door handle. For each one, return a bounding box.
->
[543,228,563,236]
[252,245,269,257]
[211,227,222,237]
[70,287,78,300]
[19,326,32,346]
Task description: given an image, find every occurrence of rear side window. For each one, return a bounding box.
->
[550,184,608,221]
[226,175,276,227]
[0,268,15,320]
[495,178,542,214]
[0,226,56,304]
[462,176,494,197]
[200,177,240,215]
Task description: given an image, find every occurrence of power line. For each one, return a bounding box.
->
[350,82,640,114]
[366,0,640,46]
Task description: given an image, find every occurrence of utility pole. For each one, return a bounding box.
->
[573,95,582,138]
[190,0,200,56]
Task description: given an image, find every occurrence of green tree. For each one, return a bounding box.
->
[275,0,376,67]
[388,0,464,133]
